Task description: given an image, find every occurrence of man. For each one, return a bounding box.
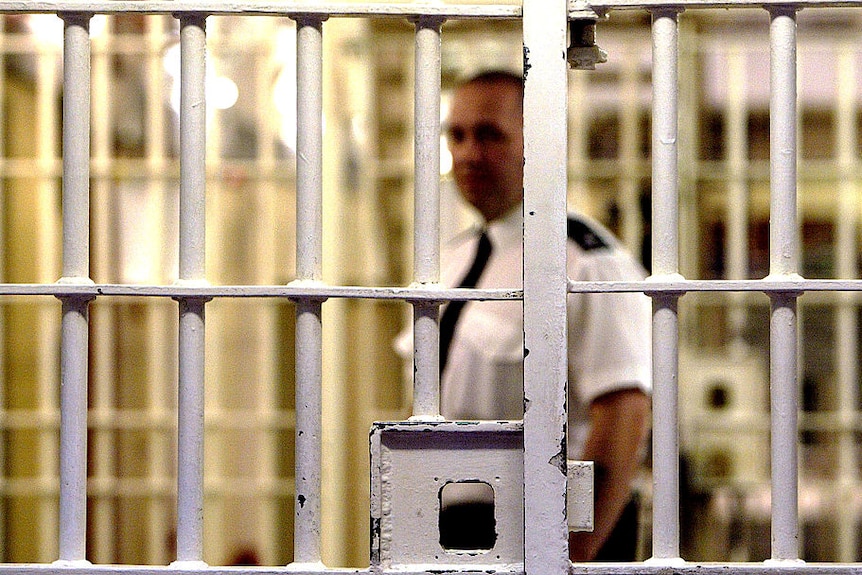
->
[401,69,652,561]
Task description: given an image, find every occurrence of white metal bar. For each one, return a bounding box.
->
[57,298,91,564]
[650,12,680,279]
[411,15,443,420]
[15,276,862,299]
[0,2,522,17]
[2,564,862,575]
[767,6,800,564]
[60,12,92,282]
[293,14,324,567]
[647,8,682,564]
[522,1,569,574]
[57,12,93,565]
[175,12,208,567]
[768,11,798,281]
[177,296,207,565]
[178,15,207,285]
[575,0,862,9]
[17,277,862,299]
[9,0,862,15]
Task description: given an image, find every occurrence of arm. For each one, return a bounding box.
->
[569,387,650,562]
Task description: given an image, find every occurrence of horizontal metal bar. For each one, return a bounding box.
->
[571,279,862,294]
[0,283,522,300]
[571,0,862,14]
[3,563,862,575]
[0,1,521,17]
[569,565,862,575]
[3,278,862,299]
[3,0,859,17]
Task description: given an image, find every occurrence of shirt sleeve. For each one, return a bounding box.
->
[567,245,652,407]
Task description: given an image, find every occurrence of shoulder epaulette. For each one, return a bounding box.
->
[567,216,609,251]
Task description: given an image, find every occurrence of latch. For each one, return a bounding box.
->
[567,18,608,70]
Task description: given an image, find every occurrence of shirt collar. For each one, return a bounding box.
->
[484,203,523,248]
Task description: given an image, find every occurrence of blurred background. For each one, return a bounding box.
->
[1,2,862,567]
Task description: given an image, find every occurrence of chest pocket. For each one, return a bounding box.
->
[442,301,524,421]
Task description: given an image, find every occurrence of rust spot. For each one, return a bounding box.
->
[548,450,567,475]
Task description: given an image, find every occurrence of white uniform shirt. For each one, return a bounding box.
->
[399,206,651,459]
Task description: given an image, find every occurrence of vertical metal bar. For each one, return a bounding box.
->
[769,293,799,562]
[174,13,208,567]
[768,10,798,280]
[834,44,860,564]
[649,295,681,563]
[58,298,91,564]
[648,9,683,564]
[178,15,208,284]
[522,2,568,574]
[767,7,801,564]
[57,12,93,565]
[293,15,324,567]
[60,13,91,282]
[176,297,207,565]
[650,11,680,278]
[412,16,443,420]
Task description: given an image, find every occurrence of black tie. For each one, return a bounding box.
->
[439,231,493,374]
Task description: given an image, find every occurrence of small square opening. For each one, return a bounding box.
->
[438,481,497,551]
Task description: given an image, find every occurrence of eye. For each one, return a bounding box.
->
[475,124,504,144]
[447,127,465,144]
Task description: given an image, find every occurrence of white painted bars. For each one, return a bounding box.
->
[767,8,801,564]
[175,13,208,567]
[3,2,861,574]
[57,12,93,566]
[410,15,443,420]
[647,9,683,564]
[522,1,570,574]
[292,15,325,567]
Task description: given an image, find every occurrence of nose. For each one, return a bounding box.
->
[451,134,483,164]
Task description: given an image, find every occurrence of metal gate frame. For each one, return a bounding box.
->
[0,1,860,575]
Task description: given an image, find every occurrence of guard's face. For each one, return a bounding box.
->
[446,81,524,222]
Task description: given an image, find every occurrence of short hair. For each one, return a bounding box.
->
[458,69,524,105]
[457,68,524,110]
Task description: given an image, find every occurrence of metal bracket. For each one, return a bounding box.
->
[567,18,608,70]
[370,421,524,569]
[567,460,594,532]
[370,420,596,568]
